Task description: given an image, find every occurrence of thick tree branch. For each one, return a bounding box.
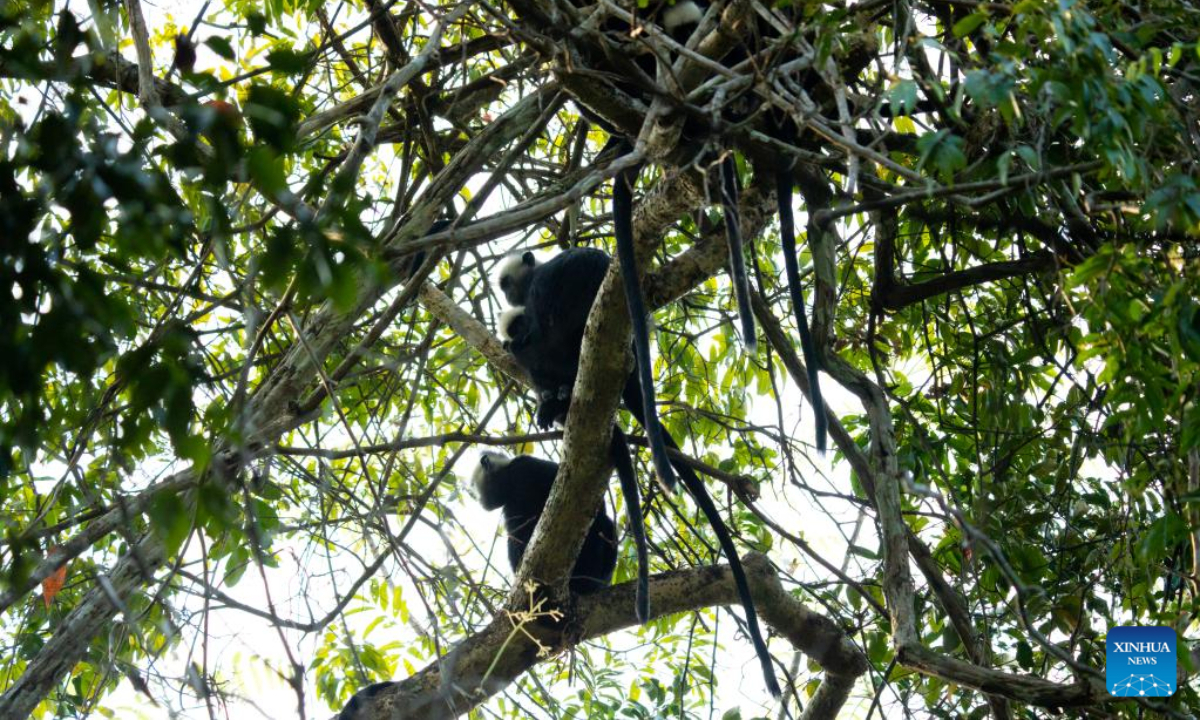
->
[382,156,798,716]
[874,242,1057,312]
[0,53,189,106]
[339,555,867,719]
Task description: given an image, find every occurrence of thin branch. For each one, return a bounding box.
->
[122,0,160,108]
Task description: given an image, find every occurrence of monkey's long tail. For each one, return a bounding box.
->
[611,426,650,623]
[612,142,677,491]
[775,168,827,454]
[620,379,780,696]
[720,155,757,352]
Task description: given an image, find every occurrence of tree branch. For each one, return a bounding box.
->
[122,0,160,107]
[872,223,1057,311]
[0,53,189,106]
[340,555,867,719]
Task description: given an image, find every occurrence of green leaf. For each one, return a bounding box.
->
[1016,640,1034,669]
[203,36,235,61]
[916,129,967,181]
[246,146,288,198]
[148,492,191,558]
[327,264,359,311]
[245,11,267,35]
[952,12,988,38]
[244,83,302,152]
[266,48,310,75]
[1012,0,1040,15]
[886,79,920,115]
[1138,514,1187,563]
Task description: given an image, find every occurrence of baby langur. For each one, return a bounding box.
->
[473,451,619,593]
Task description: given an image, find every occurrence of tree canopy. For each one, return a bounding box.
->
[1,0,1199,718]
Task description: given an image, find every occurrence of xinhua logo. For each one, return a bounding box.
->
[1106,626,1176,697]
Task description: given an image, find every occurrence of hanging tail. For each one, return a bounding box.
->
[775,168,827,454]
[610,426,650,623]
[620,377,779,695]
[612,140,677,490]
[720,155,756,351]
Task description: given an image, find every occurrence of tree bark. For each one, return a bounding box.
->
[340,554,867,719]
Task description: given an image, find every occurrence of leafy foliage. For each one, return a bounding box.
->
[0,0,1198,718]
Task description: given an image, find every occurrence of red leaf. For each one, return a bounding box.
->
[41,549,68,609]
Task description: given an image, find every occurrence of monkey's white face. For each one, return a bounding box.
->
[662,0,703,31]
[497,307,527,342]
[496,251,541,306]
[472,451,513,494]
[496,255,530,305]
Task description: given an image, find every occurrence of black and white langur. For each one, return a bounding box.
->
[495,248,781,697]
[473,450,619,593]
[496,249,651,624]
[496,248,613,429]
[574,0,709,495]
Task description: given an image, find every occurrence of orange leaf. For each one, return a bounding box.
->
[41,551,67,609]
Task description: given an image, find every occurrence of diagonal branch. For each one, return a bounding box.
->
[317,2,473,222]
[340,555,867,719]
[0,534,168,717]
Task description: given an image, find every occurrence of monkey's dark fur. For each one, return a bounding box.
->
[474,451,618,593]
[500,0,786,698]
[595,0,829,455]
[337,450,619,720]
